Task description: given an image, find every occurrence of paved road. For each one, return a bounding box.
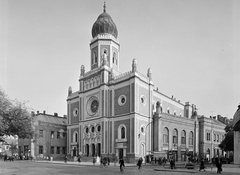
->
[0,160,240,175]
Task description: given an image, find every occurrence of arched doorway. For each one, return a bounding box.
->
[119,149,123,159]
[97,143,101,156]
[92,144,95,156]
[140,143,145,158]
[85,144,89,156]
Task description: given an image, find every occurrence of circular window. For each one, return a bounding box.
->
[140,125,145,135]
[87,96,99,116]
[140,95,146,106]
[91,126,95,133]
[118,95,127,106]
[91,100,99,113]
[73,108,78,117]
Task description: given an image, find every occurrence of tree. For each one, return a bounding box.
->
[219,123,234,152]
[0,87,34,139]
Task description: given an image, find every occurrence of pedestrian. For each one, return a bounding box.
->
[219,157,223,174]
[215,156,222,174]
[93,156,96,166]
[64,155,67,163]
[137,157,143,169]
[100,156,103,167]
[162,157,166,168]
[78,156,81,164]
[119,158,125,172]
[199,159,206,171]
[4,154,7,161]
[154,157,157,164]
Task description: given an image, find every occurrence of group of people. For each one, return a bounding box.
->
[99,156,110,167]
[198,156,223,174]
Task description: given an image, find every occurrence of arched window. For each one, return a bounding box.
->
[181,130,186,144]
[112,52,115,64]
[118,125,126,140]
[94,51,97,64]
[73,131,78,143]
[121,127,125,139]
[163,127,169,144]
[172,129,178,144]
[189,131,193,146]
[113,52,117,64]
[103,49,108,58]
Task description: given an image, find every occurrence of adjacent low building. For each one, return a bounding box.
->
[233,105,240,164]
[18,111,67,160]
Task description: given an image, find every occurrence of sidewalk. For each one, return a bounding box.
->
[34,160,240,174]
[35,160,136,167]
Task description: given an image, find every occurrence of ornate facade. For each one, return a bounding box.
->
[66,4,226,163]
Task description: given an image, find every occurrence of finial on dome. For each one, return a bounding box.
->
[103,2,106,13]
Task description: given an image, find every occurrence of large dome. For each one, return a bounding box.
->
[91,7,118,39]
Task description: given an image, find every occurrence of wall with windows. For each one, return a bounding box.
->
[198,116,226,160]
[18,112,67,160]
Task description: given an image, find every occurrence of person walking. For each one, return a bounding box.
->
[100,156,103,167]
[199,159,206,171]
[78,156,81,164]
[215,156,222,174]
[137,157,143,169]
[64,155,67,163]
[93,156,96,166]
[119,158,125,172]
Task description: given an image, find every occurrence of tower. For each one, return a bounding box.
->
[90,2,120,74]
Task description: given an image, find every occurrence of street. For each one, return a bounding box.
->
[0,160,240,175]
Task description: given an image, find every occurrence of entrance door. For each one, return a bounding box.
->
[119,149,123,159]
[92,144,95,156]
[140,143,145,157]
[73,147,76,156]
[97,143,101,157]
[86,144,89,156]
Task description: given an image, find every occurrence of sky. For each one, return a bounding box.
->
[0,0,239,118]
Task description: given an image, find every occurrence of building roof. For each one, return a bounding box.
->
[35,113,67,126]
[91,3,118,39]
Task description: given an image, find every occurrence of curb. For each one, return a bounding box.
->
[154,168,197,173]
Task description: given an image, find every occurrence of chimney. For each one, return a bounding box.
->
[54,113,58,117]
[37,111,39,114]
[63,115,67,118]
[43,110,46,115]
